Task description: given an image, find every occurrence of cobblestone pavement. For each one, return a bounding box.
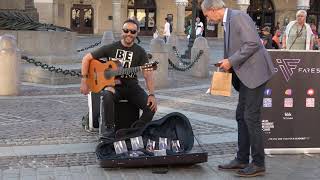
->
[0,36,319,179]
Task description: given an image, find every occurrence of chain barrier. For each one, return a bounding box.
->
[22,43,202,76]
[76,41,101,52]
[21,56,81,77]
[168,50,203,71]
[172,46,191,65]
[20,40,101,77]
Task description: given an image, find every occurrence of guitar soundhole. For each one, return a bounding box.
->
[104,70,112,79]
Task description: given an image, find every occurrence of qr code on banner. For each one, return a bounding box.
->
[284,98,293,107]
[306,98,315,107]
[263,98,272,107]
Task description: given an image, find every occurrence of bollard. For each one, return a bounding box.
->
[190,37,209,78]
[167,33,177,46]
[166,33,180,65]
[0,34,20,95]
[150,38,169,89]
[101,31,115,46]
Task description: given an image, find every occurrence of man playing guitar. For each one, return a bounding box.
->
[80,19,157,139]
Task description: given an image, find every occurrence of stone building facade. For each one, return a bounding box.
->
[33,0,319,38]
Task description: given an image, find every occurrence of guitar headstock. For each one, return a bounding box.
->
[142,61,159,71]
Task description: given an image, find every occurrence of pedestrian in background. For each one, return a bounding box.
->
[261,26,273,49]
[272,29,282,49]
[163,18,171,43]
[152,26,159,39]
[311,23,319,50]
[195,17,204,37]
[201,0,275,177]
[282,10,313,50]
[185,19,192,39]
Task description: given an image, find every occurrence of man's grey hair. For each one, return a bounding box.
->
[296,10,307,17]
[201,0,226,10]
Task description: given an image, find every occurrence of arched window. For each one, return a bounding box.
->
[128,0,156,36]
[247,0,275,30]
[70,4,94,34]
[307,0,320,32]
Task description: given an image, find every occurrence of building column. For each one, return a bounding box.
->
[52,0,57,25]
[64,1,72,29]
[92,0,101,34]
[237,0,250,12]
[176,0,188,36]
[112,0,122,38]
[25,0,39,21]
[297,0,310,10]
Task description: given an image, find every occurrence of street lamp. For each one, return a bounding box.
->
[183,0,197,59]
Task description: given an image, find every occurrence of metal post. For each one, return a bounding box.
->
[183,0,197,59]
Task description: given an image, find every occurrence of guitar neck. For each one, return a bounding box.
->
[109,66,142,77]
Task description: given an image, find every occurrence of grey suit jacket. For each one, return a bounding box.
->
[225,9,275,89]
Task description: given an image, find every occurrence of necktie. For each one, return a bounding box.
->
[224,23,227,59]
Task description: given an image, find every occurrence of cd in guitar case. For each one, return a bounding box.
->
[96,112,208,168]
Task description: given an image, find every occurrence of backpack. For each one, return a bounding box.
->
[169,23,173,33]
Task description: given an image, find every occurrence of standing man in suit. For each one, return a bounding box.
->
[201,0,275,177]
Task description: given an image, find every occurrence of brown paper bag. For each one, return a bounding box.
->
[210,69,232,97]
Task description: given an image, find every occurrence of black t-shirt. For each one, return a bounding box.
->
[91,41,149,84]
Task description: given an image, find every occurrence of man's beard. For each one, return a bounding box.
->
[123,35,134,44]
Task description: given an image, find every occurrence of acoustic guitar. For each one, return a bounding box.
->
[86,59,158,93]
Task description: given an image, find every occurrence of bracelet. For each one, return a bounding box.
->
[148,94,155,97]
[80,74,88,78]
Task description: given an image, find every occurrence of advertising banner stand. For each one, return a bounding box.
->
[262,50,320,154]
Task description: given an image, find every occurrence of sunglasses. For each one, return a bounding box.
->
[122,29,137,34]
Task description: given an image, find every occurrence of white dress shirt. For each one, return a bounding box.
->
[163,22,171,36]
[223,8,228,32]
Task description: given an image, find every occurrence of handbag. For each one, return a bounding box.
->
[210,68,232,96]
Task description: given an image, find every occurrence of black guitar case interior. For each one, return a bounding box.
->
[96,112,208,168]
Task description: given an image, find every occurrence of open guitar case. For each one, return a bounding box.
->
[96,112,208,168]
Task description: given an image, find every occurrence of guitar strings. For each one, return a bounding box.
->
[108,63,154,77]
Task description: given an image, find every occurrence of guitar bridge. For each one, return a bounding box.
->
[94,68,98,85]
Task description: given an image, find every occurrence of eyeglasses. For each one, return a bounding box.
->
[122,29,137,34]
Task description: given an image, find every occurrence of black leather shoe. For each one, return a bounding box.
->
[236,163,265,177]
[218,159,248,171]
